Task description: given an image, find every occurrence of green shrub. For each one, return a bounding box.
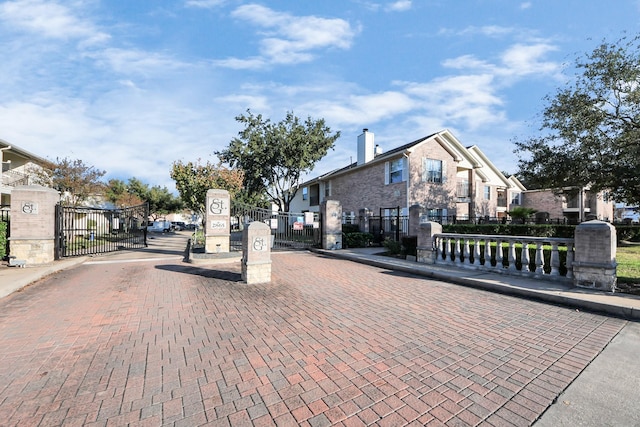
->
[615,225,640,242]
[342,223,360,233]
[343,232,373,248]
[442,224,576,238]
[0,222,6,259]
[383,237,402,255]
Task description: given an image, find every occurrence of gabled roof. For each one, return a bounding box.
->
[303,129,484,185]
[0,138,49,165]
[466,145,512,188]
[507,175,527,191]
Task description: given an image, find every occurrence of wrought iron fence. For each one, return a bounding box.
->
[56,203,148,258]
[230,204,320,251]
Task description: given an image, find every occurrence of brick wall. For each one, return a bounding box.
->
[522,190,565,218]
[330,159,407,215]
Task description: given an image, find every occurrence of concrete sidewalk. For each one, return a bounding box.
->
[313,247,640,320]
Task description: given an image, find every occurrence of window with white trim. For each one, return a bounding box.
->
[302,187,308,201]
[422,158,445,183]
[324,181,331,198]
[384,158,407,185]
[389,158,404,183]
[484,185,491,200]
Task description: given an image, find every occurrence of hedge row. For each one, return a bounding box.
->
[442,224,576,238]
[0,222,6,259]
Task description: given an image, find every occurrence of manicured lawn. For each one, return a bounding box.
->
[617,244,640,283]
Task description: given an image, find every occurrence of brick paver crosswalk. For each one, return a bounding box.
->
[0,252,626,426]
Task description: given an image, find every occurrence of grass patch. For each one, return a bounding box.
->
[617,244,640,285]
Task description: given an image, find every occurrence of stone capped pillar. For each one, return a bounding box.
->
[408,204,422,237]
[242,221,272,284]
[358,208,371,233]
[205,189,230,253]
[572,220,617,291]
[321,200,342,250]
[10,185,60,265]
[417,221,442,264]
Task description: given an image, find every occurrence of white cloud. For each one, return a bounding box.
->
[185,0,227,8]
[305,91,416,126]
[217,4,359,68]
[499,43,560,77]
[0,0,109,46]
[520,2,532,10]
[88,48,189,76]
[386,1,412,12]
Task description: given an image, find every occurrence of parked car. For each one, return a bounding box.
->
[171,221,186,231]
[184,224,197,230]
[146,220,172,232]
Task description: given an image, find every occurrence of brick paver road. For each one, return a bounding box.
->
[0,251,627,426]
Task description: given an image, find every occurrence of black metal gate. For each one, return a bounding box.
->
[55,203,148,258]
[369,206,408,244]
[230,204,320,251]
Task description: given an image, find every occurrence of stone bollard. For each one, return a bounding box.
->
[242,221,272,284]
[417,221,442,264]
[572,220,617,291]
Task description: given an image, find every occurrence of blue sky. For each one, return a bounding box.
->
[1,0,639,193]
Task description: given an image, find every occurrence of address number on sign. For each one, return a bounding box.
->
[210,220,227,229]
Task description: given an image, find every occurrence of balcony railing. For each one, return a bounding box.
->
[2,170,29,187]
[456,181,471,203]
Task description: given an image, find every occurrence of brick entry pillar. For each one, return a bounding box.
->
[573,220,617,291]
[10,185,60,266]
[205,189,230,254]
[321,200,342,250]
[242,221,271,284]
[417,221,442,264]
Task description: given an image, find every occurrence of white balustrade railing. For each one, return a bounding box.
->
[433,233,574,282]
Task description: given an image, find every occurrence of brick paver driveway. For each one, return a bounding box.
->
[0,251,627,426]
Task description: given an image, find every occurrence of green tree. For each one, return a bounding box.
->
[170,160,244,221]
[216,110,340,212]
[33,157,105,206]
[125,177,182,220]
[104,179,145,208]
[507,207,538,224]
[514,36,640,206]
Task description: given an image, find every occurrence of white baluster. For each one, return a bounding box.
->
[473,237,481,265]
[550,242,560,276]
[508,240,518,272]
[565,242,574,279]
[535,242,544,275]
[484,239,492,267]
[521,242,531,273]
